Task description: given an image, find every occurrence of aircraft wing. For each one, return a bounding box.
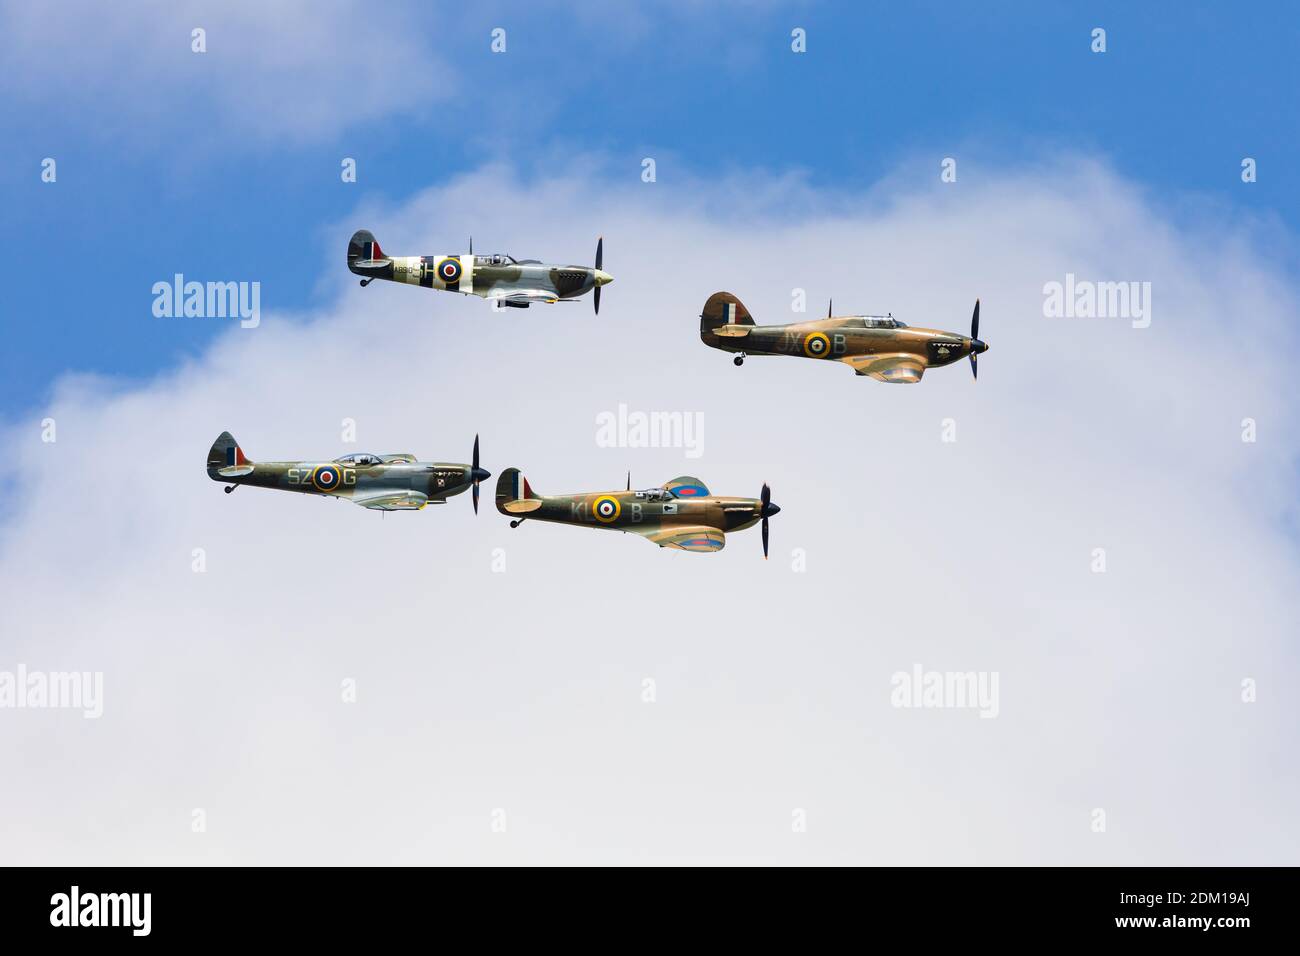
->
[841,352,927,383]
[487,289,560,305]
[349,490,435,511]
[634,526,726,553]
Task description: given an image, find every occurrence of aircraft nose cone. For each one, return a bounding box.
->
[594,269,614,287]
[972,339,988,354]
[764,502,781,517]
[472,467,492,483]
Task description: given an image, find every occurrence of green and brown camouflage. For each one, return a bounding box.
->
[495,468,780,556]
[699,291,989,382]
[348,230,613,312]
[206,432,491,512]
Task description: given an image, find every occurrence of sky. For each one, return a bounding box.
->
[0,1,1297,865]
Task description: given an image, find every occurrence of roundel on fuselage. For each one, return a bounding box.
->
[312,464,342,492]
[438,257,463,285]
[592,495,621,523]
[803,331,831,358]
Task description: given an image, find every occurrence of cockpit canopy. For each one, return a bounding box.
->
[475,253,516,266]
[335,453,384,466]
[858,316,905,329]
[633,488,673,502]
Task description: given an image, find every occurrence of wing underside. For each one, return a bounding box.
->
[842,352,926,383]
[488,289,560,305]
[635,526,726,552]
[350,490,432,511]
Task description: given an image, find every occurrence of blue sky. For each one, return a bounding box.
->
[2,1,1297,416]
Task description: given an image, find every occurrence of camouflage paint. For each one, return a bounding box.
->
[206,432,489,511]
[699,291,987,382]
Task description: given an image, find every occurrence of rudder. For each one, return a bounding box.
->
[700,291,753,335]
[207,431,252,480]
[495,468,542,515]
[347,229,388,270]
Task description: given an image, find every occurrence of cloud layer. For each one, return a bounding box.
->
[1,159,1297,864]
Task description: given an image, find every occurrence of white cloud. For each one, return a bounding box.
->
[1,159,1297,864]
[0,0,454,143]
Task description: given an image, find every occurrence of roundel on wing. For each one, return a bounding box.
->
[592,495,621,523]
[669,484,708,498]
[439,257,462,284]
[312,464,342,492]
[803,331,831,358]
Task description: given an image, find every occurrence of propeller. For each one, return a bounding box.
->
[969,298,983,380]
[594,237,604,315]
[470,434,489,514]
[759,482,780,559]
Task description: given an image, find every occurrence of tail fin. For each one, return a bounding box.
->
[495,467,543,515]
[700,292,754,337]
[347,229,389,270]
[207,431,253,480]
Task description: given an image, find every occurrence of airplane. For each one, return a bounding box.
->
[495,469,780,556]
[347,230,614,313]
[206,431,491,512]
[699,291,988,382]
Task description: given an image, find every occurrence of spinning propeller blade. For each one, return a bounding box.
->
[594,236,604,315]
[759,482,779,560]
[472,434,482,514]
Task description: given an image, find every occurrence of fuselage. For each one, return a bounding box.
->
[515,488,765,534]
[210,457,477,502]
[350,252,605,303]
[704,315,975,367]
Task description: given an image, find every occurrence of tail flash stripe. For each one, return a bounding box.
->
[725,302,736,324]
[226,446,235,467]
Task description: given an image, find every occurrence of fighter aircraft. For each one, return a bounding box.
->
[347,230,613,313]
[495,469,780,556]
[206,432,491,512]
[699,292,988,382]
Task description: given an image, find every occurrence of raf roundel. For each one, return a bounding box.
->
[592,495,621,523]
[803,331,831,358]
[312,464,342,492]
[669,484,708,499]
[438,257,462,284]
